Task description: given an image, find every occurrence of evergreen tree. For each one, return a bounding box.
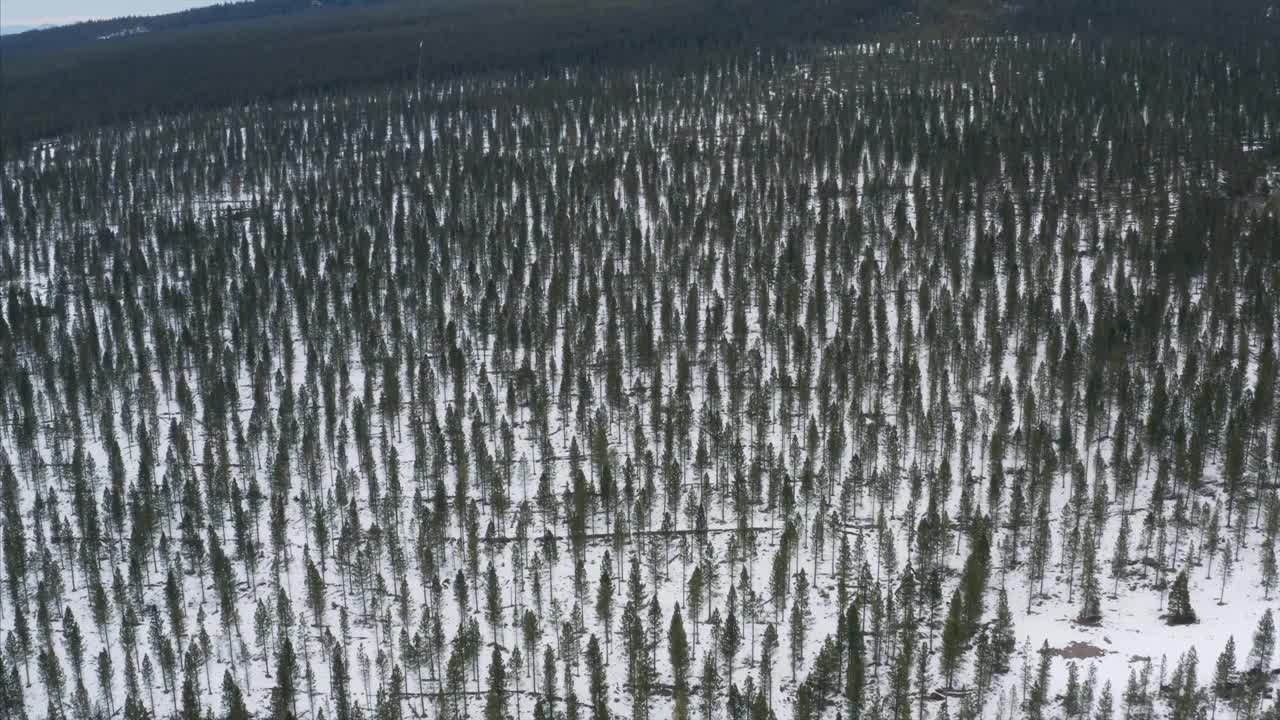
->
[38,645,65,705]
[1169,648,1200,720]
[97,648,115,716]
[485,561,503,643]
[700,651,722,720]
[721,601,742,682]
[597,555,616,654]
[542,645,557,715]
[1168,571,1197,625]
[332,648,353,720]
[788,574,810,683]
[990,588,1016,674]
[941,589,966,687]
[846,602,866,720]
[760,623,777,710]
[891,625,914,720]
[1250,609,1275,672]
[484,648,507,720]
[1214,636,1237,719]
[1096,681,1114,720]
[1,655,26,720]
[1078,521,1101,624]
[1219,543,1234,604]
[670,604,692,714]
[1028,641,1053,720]
[272,635,299,720]
[125,692,153,720]
[586,635,608,720]
[306,554,326,627]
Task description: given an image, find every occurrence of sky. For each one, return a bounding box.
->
[0,0,214,32]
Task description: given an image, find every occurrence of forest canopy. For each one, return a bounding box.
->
[1,2,1280,720]
[2,0,1276,156]
[2,23,1280,720]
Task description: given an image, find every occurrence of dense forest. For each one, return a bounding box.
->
[2,9,1280,720]
[0,0,905,154]
[3,0,1278,156]
[0,0,354,54]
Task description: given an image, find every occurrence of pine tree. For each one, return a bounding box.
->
[1027,498,1052,611]
[1096,680,1114,720]
[973,630,994,702]
[306,553,326,627]
[38,645,65,704]
[272,635,299,720]
[1262,543,1277,599]
[727,683,744,720]
[846,602,865,720]
[141,655,156,714]
[510,645,524,719]
[484,648,507,720]
[378,665,405,720]
[720,602,741,682]
[990,588,1015,673]
[124,692,152,720]
[689,565,705,647]
[1167,571,1197,625]
[1063,661,1081,718]
[1169,648,1200,720]
[1214,636,1236,719]
[915,637,931,720]
[891,625,914,720]
[485,561,502,643]
[670,604,692,712]
[1123,667,1146,720]
[522,610,541,688]
[455,569,469,617]
[1078,521,1101,624]
[0,656,25,720]
[1219,543,1234,604]
[9,606,32,687]
[1028,641,1052,720]
[62,607,85,682]
[940,590,966,688]
[447,645,467,720]
[788,573,810,683]
[1250,609,1275,672]
[760,623,777,710]
[180,664,201,720]
[959,517,991,636]
[586,635,608,720]
[542,645,557,715]
[97,648,115,716]
[597,555,616,654]
[1205,503,1222,578]
[332,648,353,720]
[700,651,722,720]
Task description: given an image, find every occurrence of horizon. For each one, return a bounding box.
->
[0,0,222,34]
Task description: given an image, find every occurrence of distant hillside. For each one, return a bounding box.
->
[0,0,909,154]
[1015,0,1277,34]
[0,0,390,55]
[0,25,53,36]
[0,0,1274,155]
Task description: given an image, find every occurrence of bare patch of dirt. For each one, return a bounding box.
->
[1042,641,1108,660]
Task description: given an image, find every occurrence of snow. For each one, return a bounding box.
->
[1,33,1277,720]
[97,25,149,41]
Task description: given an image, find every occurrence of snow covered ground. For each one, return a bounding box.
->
[1,34,1278,720]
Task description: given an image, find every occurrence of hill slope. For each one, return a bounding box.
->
[0,0,906,154]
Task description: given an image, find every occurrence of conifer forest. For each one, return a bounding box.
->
[2,21,1280,720]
